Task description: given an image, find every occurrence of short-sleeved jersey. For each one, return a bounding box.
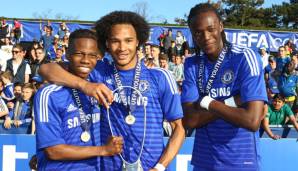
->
[34,84,101,171]
[267,104,294,125]
[181,45,268,171]
[90,60,183,170]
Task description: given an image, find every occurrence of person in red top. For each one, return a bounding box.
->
[12,19,22,43]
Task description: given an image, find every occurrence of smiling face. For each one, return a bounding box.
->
[22,87,34,101]
[67,38,99,79]
[272,98,284,111]
[107,24,139,70]
[190,11,223,60]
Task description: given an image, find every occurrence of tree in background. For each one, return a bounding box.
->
[222,0,264,26]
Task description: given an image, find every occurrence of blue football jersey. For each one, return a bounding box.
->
[181,45,267,171]
[34,84,102,171]
[3,83,14,100]
[90,60,183,170]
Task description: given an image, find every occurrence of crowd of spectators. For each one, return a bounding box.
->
[261,41,298,139]
[0,18,298,139]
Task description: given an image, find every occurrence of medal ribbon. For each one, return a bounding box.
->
[197,47,227,96]
[113,60,142,113]
[72,89,91,133]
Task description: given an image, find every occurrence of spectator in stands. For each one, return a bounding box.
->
[3,83,35,134]
[12,82,22,100]
[259,46,269,69]
[163,28,173,52]
[40,25,54,53]
[29,39,40,63]
[182,3,267,170]
[0,17,12,40]
[51,48,64,63]
[60,34,70,49]
[172,55,184,85]
[182,40,191,58]
[150,44,160,67]
[2,44,31,84]
[1,71,15,102]
[0,37,13,70]
[167,40,178,62]
[265,56,277,79]
[136,46,145,60]
[265,57,279,101]
[39,20,51,36]
[47,35,61,61]
[158,29,167,52]
[277,60,298,107]
[5,82,23,113]
[1,36,13,56]
[144,43,155,68]
[57,22,69,39]
[144,43,151,59]
[34,29,122,170]
[262,94,298,140]
[30,47,48,80]
[175,30,185,55]
[159,53,170,70]
[286,39,297,54]
[284,44,292,56]
[276,46,291,73]
[11,19,23,43]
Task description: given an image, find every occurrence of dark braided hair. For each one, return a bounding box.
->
[94,11,150,54]
[187,3,230,55]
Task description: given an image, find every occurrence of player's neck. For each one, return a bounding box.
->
[115,57,138,71]
[206,42,224,62]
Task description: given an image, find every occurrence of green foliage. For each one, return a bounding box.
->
[220,0,298,29]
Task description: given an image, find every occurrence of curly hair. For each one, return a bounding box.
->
[94,11,149,54]
[187,3,230,54]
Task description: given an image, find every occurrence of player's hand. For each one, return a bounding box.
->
[103,136,123,156]
[29,154,37,170]
[80,82,113,108]
[14,120,22,127]
[4,117,11,129]
[270,134,281,140]
[149,169,158,171]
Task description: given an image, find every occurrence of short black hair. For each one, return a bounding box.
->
[273,94,285,102]
[67,29,99,54]
[187,3,229,54]
[94,11,150,54]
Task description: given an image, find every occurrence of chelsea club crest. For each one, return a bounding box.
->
[139,80,149,93]
[221,70,234,84]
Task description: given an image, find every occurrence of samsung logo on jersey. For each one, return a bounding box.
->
[113,93,148,106]
[67,113,100,129]
[210,87,231,98]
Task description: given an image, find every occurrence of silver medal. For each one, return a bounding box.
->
[125,113,136,125]
[81,131,91,142]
